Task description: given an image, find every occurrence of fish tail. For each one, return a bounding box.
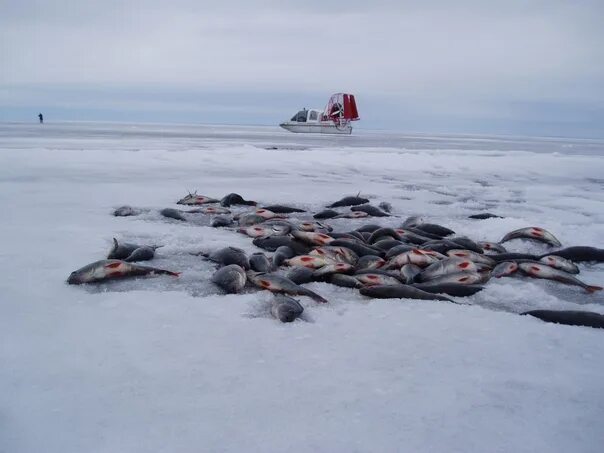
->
[586,285,603,293]
[167,271,181,277]
[303,289,328,303]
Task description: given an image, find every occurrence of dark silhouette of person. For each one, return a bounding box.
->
[38,113,43,124]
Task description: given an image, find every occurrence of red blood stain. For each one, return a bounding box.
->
[531,266,541,272]
[105,262,121,269]
[458,276,469,282]
[459,262,471,269]
[301,257,313,262]
[260,280,271,288]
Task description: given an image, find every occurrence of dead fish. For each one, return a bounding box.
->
[400,263,422,284]
[500,227,561,247]
[350,204,390,217]
[67,260,179,284]
[271,295,304,323]
[356,255,386,270]
[284,255,335,269]
[220,193,256,207]
[335,211,369,219]
[238,213,266,227]
[327,195,370,208]
[160,208,186,221]
[539,246,604,263]
[492,261,519,278]
[354,272,402,286]
[113,206,141,217]
[329,239,384,258]
[401,216,425,228]
[393,229,431,245]
[518,262,602,293]
[249,253,272,273]
[124,246,158,262]
[327,274,364,289]
[468,213,503,220]
[386,249,440,269]
[539,255,580,275]
[254,209,282,220]
[291,230,334,246]
[373,239,405,251]
[490,252,539,263]
[272,246,295,268]
[522,310,604,329]
[414,223,455,238]
[359,284,453,302]
[313,209,340,219]
[355,224,382,233]
[107,238,140,260]
[416,258,478,282]
[211,264,247,293]
[421,239,467,255]
[378,201,392,213]
[446,249,496,267]
[296,221,332,232]
[309,246,359,265]
[478,241,507,254]
[368,228,402,244]
[313,263,355,278]
[421,272,489,286]
[261,205,306,214]
[247,271,328,303]
[252,236,310,254]
[286,267,316,284]
[448,237,483,254]
[413,283,484,297]
[204,247,250,270]
[177,192,219,205]
[240,224,290,238]
[384,244,415,259]
[187,206,231,215]
[211,215,234,228]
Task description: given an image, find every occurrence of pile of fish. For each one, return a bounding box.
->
[66,191,604,328]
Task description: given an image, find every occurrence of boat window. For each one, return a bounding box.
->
[291,110,307,122]
[309,111,318,121]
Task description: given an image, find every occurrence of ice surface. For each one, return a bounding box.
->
[1,122,603,453]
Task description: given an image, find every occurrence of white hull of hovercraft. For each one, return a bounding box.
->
[279,122,352,135]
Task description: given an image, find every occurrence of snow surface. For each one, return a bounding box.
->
[1,122,603,453]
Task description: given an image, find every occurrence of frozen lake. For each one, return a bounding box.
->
[1,122,603,453]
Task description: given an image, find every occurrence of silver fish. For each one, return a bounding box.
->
[177,192,219,205]
[291,230,334,246]
[420,272,488,286]
[416,258,478,282]
[284,255,335,269]
[500,227,561,247]
[446,249,496,267]
[67,260,179,284]
[478,241,507,254]
[518,262,601,293]
[400,264,422,284]
[247,271,328,303]
[271,295,304,323]
[492,261,518,278]
[211,264,247,293]
[313,263,355,278]
[539,255,580,275]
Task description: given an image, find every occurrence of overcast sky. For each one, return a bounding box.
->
[1,0,602,137]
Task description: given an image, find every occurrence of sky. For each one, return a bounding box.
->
[0,0,603,137]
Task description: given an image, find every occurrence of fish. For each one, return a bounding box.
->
[309,246,359,265]
[211,215,234,228]
[540,246,604,263]
[272,246,295,268]
[355,224,382,233]
[329,239,384,258]
[386,249,440,269]
[401,216,425,228]
[211,264,247,293]
[384,244,415,259]
[400,264,422,284]
[283,255,335,269]
[539,255,580,275]
[313,263,355,278]
[327,195,370,208]
[517,262,602,293]
[253,236,310,254]
[249,253,272,273]
[187,206,231,215]
[378,201,392,213]
[254,209,282,220]
[296,221,332,232]
[448,237,483,254]
[373,239,406,251]
[67,260,179,284]
[478,241,507,254]
[247,271,328,303]
[313,209,340,219]
[239,224,290,238]
[393,229,431,245]
[419,272,489,286]
[354,271,403,286]
[356,255,386,270]
[522,310,604,329]
[271,295,304,323]
[261,205,306,214]
[350,204,390,217]
[177,192,219,205]
[327,274,364,289]
[124,246,158,262]
[500,227,561,247]
[107,238,140,260]
[368,228,403,244]
[492,261,519,278]
[468,213,503,220]
[490,252,539,263]
[160,208,186,221]
[335,211,369,219]
[238,213,266,227]
[414,223,455,238]
[446,249,496,267]
[220,193,256,207]
[416,258,478,282]
[291,230,334,246]
[359,284,454,302]
[413,283,484,297]
[204,247,250,270]
[421,239,466,255]
[286,267,316,284]
[113,205,142,217]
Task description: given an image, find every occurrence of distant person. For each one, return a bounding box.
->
[38,113,43,124]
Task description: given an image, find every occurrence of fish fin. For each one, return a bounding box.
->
[586,285,603,293]
[113,237,118,247]
[168,271,181,277]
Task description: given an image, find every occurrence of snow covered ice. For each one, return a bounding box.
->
[1,122,603,453]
